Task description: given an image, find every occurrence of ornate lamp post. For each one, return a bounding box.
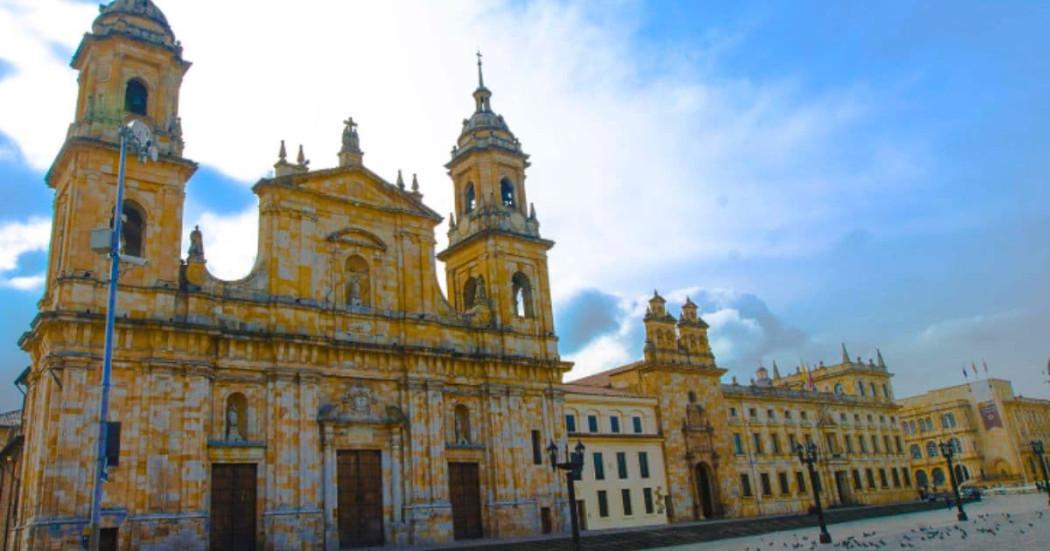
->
[548,440,586,551]
[938,441,968,521]
[85,120,157,551]
[795,442,831,544]
[1031,440,1050,506]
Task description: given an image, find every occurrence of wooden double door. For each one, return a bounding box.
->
[448,462,483,540]
[211,463,257,551]
[337,450,385,548]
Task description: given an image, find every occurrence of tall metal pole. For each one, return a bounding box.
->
[941,442,967,521]
[797,443,831,544]
[86,129,128,550]
[566,469,580,551]
[1032,441,1050,507]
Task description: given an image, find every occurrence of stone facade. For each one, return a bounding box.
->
[898,378,1050,490]
[569,294,914,524]
[15,2,572,549]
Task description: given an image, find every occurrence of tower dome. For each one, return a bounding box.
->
[92,0,178,51]
[451,52,523,162]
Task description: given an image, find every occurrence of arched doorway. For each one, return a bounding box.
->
[695,462,717,519]
[915,469,929,488]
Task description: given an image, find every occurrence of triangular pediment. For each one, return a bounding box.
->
[327,227,387,251]
[293,166,442,222]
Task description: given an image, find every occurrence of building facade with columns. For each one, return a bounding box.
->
[14,1,575,549]
[897,378,1050,491]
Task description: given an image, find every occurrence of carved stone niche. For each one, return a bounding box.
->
[318,384,406,426]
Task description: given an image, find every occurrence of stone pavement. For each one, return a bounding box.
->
[432,498,982,550]
[662,493,1050,550]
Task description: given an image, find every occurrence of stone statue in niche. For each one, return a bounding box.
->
[226,403,242,442]
[347,274,363,307]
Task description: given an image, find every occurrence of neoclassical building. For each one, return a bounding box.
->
[16,1,573,549]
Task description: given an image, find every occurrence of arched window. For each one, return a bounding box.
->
[345,255,370,307]
[833,383,844,395]
[500,177,515,208]
[463,276,483,309]
[124,78,148,115]
[926,441,938,458]
[915,469,928,488]
[870,382,878,397]
[688,391,697,403]
[931,467,946,487]
[910,444,922,460]
[121,202,145,257]
[882,383,890,398]
[954,464,968,483]
[511,271,533,317]
[949,437,962,454]
[464,182,476,213]
[454,404,471,445]
[857,381,865,396]
[225,392,248,442]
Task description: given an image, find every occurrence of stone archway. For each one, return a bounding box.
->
[695,462,718,519]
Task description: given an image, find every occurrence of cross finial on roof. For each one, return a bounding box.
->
[476,49,485,88]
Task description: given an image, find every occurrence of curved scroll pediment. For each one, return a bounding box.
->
[327,227,387,251]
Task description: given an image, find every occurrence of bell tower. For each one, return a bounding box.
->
[437,54,555,341]
[44,0,196,307]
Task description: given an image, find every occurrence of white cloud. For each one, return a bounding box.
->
[0,0,920,293]
[0,216,51,291]
[182,207,259,281]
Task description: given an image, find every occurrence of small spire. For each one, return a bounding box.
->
[528,202,536,219]
[296,144,308,168]
[476,49,485,88]
[876,348,886,369]
[396,169,405,190]
[841,343,850,364]
[278,140,287,162]
[449,212,456,228]
[772,360,781,380]
[411,173,420,193]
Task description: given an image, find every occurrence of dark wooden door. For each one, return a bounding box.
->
[337,450,384,548]
[210,463,257,551]
[448,462,482,540]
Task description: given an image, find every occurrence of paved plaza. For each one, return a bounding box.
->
[662,493,1050,550]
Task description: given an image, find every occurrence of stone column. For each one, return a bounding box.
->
[321,424,337,551]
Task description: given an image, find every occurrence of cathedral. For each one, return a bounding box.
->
[12,2,1050,550]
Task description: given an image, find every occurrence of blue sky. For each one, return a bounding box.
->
[0,0,1048,410]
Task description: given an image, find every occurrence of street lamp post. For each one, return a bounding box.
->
[1031,440,1050,507]
[548,440,586,551]
[938,441,968,521]
[85,120,156,551]
[794,442,832,544]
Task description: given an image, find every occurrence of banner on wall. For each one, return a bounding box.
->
[978,400,1003,430]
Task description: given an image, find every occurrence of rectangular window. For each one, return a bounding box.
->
[597,490,609,517]
[895,436,903,454]
[632,416,643,434]
[859,435,867,453]
[771,434,781,454]
[588,415,599,433]
[825,433,837,454]
[730,407,737,417]
[643,487,654,514]
[800,411,808,421]
[760,473,772,496]
[804,434,813,447]
[903,469,912,487]
[593,452,605,480]
[621,489,632,516]
[733,433,744,455]
[879,468,888,488]
[845,434,854,453]
[639,452,650,479]
[785,410,792,419]
[871,434,879,453]
[752,433,763,455]
[106,421,121,467]
[610,416,621,433]
[796,471,806,494]
[566,414,576,433]
[767,409,775,419]
[740,473,753,497]
[866,468,876,489]
[788,434,798,452]
[884,435,892,454]
[892,467,901,487]
[531,430,542,465]
[852,469,862,490]
[617,452,628,479]
[749,408,757,418]
[778,472,790,495]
